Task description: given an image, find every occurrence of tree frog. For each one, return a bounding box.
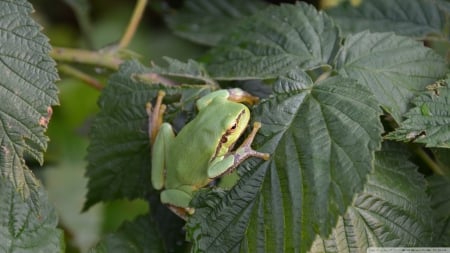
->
[147,88,270,218]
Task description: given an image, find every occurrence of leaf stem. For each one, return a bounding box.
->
[410,144,445,175]
[118,0,148,49]
[50,47,123,70]
[58,64,104,90]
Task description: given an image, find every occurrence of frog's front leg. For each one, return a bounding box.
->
[208,122,270,178]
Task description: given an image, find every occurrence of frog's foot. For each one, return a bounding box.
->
[227,88,260,105]
[161,189,195,220]
[166,205,194,220]
[146,91,166,145]
[237,122,270,161]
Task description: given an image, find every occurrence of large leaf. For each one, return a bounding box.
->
[386,77,450,148]
[186,71,383,252]
[335,31,447,122]
[427,175,450,246]
[165,0,268,46]
[0,0,58,178]
[84,60,213,210]
[0,1,62,251]
[327,0,450,40]
[204,2,340,80]
[89,214,164,253]
[0,175,64,252]
[310,143,433,252]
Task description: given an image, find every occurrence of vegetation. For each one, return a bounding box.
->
[0,0,449,252]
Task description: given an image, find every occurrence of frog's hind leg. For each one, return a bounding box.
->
[151,123,175,190]
[147,91,173,191]
[161,189,195,220]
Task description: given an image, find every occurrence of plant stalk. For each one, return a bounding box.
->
[410,144,446,175]
[50,47,123,70]
[118,0,148,49]
[58,64,104,90]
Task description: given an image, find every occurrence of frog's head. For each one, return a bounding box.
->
[214,102,251,157]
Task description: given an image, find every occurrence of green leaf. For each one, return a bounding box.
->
[165,0,268,46]
[0,0,58,168]
[0,1,62,250]
[335,31,447,122]
[311,143,433,252]
[89,214,164,253]
[386,77,450,148]
[0,175,64,252]
[84,60,212,210]
[186,72,383,252]
[326,0,450,40]
[204,2,340,80]
[427,175,450,246]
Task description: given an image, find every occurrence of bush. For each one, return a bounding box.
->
[0,0,449,252]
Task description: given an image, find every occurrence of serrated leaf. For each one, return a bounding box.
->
[310,143,433,252]
[0,2,61,248]
[427,175,450,246]
[89,214,164,253]
[326,0,450,40]
[84,60,213,210]
[0,175,64,252]
[335,31,447,122]
[165,0,268,46]
[186,73,383,252]
[0,0,59,175]
[204,2,340,80]
[386,78,450,148]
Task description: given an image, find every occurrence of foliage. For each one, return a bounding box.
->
[0,0,449,252]
[88,214,164,253]
[0,0,63,251]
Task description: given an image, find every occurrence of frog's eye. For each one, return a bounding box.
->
[226,122,237,135]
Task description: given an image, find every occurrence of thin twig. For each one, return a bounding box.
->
[58,64,104,90]
[118,0,148,49]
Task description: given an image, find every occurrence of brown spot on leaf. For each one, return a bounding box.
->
[39,106,53,128]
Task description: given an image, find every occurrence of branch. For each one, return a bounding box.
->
[58,64,104,90]
[118,0,148,49]
[50,47,123,70]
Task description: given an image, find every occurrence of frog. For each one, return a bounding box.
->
[147,88,270,219]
